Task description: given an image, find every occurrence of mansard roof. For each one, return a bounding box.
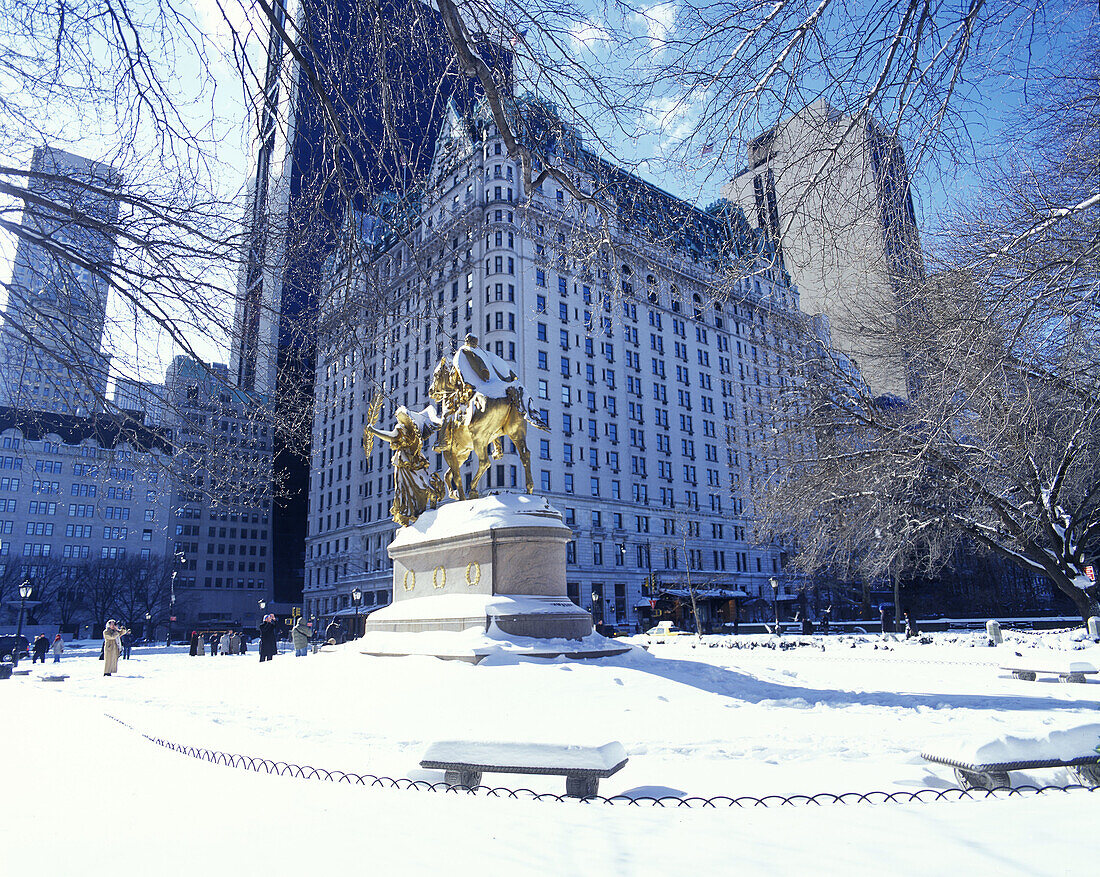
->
[0,406,173,455]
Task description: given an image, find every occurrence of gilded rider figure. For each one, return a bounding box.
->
[365,406,445,526]
[428,335,547,499]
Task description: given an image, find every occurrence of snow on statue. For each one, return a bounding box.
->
[429,334,548,501]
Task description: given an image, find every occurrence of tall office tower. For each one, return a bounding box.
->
[108,357,275,631]
[724,100,924,397]
[0,146,120,415]
[230,0,510,602]
[303,99,809,633]
[160,356,274,628]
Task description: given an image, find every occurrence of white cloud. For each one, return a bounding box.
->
[634,2,677,53]
[640,93,700,145]
[568,21,613,51]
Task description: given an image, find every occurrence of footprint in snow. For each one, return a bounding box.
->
[613,677,624,686]
[656,695,668,702]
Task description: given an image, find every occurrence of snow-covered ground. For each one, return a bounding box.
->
[2,629,1098,875]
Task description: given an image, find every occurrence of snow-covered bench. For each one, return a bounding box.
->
[922,723,1100,790]
[999,659,1097,683]
[420,740,628,798]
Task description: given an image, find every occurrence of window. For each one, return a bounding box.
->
[535,269,547,287]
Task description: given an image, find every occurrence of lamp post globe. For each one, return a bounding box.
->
[351,587,363,639]
[14,581,32,666]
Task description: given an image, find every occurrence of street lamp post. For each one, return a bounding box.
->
[351,588,362,639]
[170,550,185,642]
[14,581,32,666]
[145,611,152,641]
[591,590,601,626]
[769,577,779,635]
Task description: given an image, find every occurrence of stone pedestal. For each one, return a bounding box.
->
[361,494,626,660]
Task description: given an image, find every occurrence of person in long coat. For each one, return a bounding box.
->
[258,615,277,662]
[208,631,219,657]
[103,620,128,676]
[51,634,64,663]
[290,618,311,656]
[219,631,231,655]
[189,631,200,656]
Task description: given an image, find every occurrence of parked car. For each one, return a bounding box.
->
[595,622,626,638]
[0,634,30,662]
[645,621,688,640]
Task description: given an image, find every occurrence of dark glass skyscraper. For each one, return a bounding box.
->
[231,0,509,601]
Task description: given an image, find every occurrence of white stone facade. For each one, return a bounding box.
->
[304,102,808,632]
[0,409,173,611]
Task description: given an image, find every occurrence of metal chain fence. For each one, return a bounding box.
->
[105,715,1098,807]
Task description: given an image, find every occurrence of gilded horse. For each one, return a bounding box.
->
[428,358,547,500]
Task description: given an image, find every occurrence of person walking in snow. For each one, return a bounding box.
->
[821,607,832,636]
[904,612,920,639]
[32,634,49,664]
[258,615,277,662]
[51,634,63,663]
[120,629,132,660]
[189,631,200,656]
[208,631,219,657]
[290,618,311,657]
[102,620,129,676]
[879,605,888,635]
[219,631,231,656]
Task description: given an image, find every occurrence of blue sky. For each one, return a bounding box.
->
[0,0,1094,386]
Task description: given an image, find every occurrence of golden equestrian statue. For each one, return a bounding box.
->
[363,404,446,526]
[429,334,548,500]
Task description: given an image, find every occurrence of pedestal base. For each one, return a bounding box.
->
[360,494,630,661]
[362,594,593,639]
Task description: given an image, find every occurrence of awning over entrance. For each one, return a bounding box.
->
[656,588,748,600]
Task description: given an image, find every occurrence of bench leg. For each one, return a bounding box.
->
[444,769,482,789]
[1012,670,1036,681]
[954,768,1010,791]
[1059,672,1086,684]
[565,776,599,799]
